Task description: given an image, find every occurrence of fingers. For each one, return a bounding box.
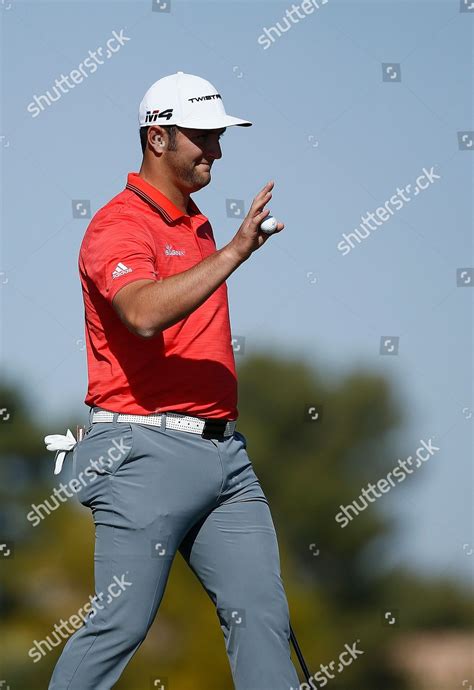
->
[259,181,274,201]
[255,197,272,215]
[254,207,271,222]
[244,181,285,237]
[251,181,274,215]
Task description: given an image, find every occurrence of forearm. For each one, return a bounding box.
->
[136,243,246,336]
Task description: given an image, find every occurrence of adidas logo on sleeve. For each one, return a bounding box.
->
[112,262,133,279]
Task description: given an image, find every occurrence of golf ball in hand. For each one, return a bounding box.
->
[260,216,278,234]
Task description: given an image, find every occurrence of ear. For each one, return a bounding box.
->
[148,126,166,153]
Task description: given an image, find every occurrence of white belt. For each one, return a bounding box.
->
[44,412,237,475]
[91,409,237,437]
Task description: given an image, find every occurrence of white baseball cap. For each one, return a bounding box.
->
[138,71,252,130]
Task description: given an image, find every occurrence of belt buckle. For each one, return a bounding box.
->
[201,418,226,440]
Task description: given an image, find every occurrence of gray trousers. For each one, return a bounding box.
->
[48,409,300,690]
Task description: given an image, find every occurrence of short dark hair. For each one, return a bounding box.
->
[139,125,178,154]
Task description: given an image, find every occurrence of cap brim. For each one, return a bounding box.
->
[176,114,252,129]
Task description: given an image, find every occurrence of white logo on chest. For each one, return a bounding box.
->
[164,243,185,256]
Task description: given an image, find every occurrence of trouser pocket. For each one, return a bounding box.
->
[233,430,248,449]
[71,423,134,506]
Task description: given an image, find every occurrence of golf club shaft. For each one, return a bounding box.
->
[290,622,312,683]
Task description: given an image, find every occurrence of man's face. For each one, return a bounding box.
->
[162,127,225,193]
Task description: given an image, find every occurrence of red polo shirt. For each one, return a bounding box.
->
[78,172,238,419]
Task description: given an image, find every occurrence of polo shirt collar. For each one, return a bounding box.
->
[126,172,205,223]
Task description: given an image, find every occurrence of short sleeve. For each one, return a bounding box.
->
[81,213,158,304]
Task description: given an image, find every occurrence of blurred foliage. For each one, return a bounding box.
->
[0,353,472,689]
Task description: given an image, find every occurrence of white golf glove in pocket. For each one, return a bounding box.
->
[44,428,78,475]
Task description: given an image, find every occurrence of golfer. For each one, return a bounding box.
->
[48,71,300,689]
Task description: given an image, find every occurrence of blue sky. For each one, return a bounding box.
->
[1,0,472,584]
